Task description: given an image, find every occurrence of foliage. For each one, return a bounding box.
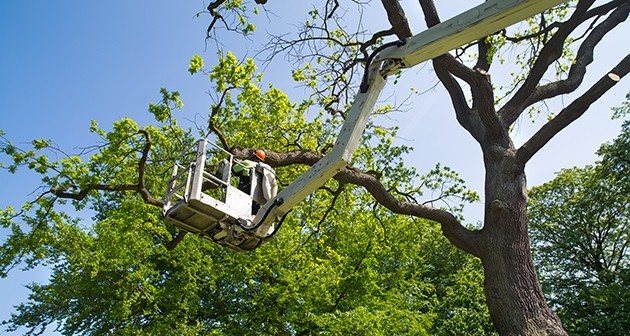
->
[528,100,630,335]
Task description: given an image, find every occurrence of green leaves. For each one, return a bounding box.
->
[148,88,183,123]
[0,85,195,285]
[0,38,493,336]
[208,51,257,91]
[612,90,630,119]
[188,55,204,75]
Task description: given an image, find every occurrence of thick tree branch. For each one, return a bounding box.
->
[206,0,225,13]
[523,3,630,107]
[516,53,630,166]
[434,54,507,146]
[420,1,504,146]
[584,0,629,21]
[432,57,482,143]
[336,166,481,256]
[205,0,227,40]
[380,0,412,39]
[418,0,440,28]
[232,146,482,256]
[418,0,483,143]
[164,231,187,251]
[474,37,492,73]
[51,184,145,201]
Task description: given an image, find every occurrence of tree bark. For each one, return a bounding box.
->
[480,145,567,335]
[481,243,566,335]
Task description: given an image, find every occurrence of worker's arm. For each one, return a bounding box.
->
[233,160,256,176]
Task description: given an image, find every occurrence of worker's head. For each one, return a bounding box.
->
[254,149,266,162]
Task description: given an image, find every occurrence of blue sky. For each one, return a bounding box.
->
[1,1,627,334]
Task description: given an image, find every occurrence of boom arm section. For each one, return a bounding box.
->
[251,0,567,234]
[378,0,567,70]
[251,63,387,234]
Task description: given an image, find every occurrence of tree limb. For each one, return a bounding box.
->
[516,53,630,167]
[380,0,412,39]
[164,231,187,251]
[49,130,163,207]
[232,146,483,256]
[418,0,440,28]
[418,0,481,142]
[205,0,227,40]
[522,3,630,107]
[208,87,234,151]
[473,37,492,73]
[432,57,481,143]
[420,1,504,146]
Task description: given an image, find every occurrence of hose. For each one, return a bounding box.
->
[359,39,406,93]
[240,197,284,231]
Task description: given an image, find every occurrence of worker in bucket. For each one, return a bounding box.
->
[232,149,278,214]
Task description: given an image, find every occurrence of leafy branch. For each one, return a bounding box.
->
[49,129,163,207]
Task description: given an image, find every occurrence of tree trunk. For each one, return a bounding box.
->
[480,147,567,335]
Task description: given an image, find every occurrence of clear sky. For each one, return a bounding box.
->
[0,1,627,335]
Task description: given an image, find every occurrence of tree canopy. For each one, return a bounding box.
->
[1,51,489,335]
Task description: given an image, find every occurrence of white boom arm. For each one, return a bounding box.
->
[251,0,567,237]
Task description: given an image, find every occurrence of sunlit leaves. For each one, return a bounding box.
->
[612,90,630,119]
[200,52,324,156]
[0,86,195,287]
[207,52,256,92]
[148,88,183,123]
[0,194,74,278]
[188,55,204,75]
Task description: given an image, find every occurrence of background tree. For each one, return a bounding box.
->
[528,95,630,335]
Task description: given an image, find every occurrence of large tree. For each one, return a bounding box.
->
[197,0,630,334]
[1,0,629,335]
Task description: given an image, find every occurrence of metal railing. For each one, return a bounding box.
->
[163,162,193,210]
[164,139,236,211]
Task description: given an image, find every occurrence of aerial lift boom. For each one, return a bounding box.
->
[163,0,567,251]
